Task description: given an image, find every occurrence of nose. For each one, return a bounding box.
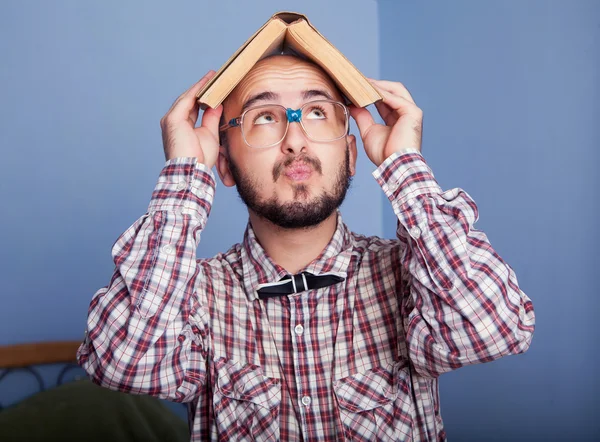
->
[280,120,308,155]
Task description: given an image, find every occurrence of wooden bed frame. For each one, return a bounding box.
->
[0,341,190,440]
[0,341,81,369]
[0,341,187,419]
[0,341,83,410]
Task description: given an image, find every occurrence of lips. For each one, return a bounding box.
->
[284,162,312,181]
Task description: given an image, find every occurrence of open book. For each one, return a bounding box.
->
[196,11,381,109]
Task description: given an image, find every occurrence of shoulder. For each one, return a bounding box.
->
[349,230,403,256]
[348,230,405,276]
[197,242,244,281]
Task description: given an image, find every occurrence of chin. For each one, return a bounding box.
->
[273,183,315,202]
[291,183,311,200]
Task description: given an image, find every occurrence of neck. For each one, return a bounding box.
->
[249,211,338,274]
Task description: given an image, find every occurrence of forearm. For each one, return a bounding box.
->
[374,152,535,377]
[77,157,215,401]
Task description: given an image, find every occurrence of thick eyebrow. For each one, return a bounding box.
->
[302,89,335,101]
[240,89,336,114]
[241,91,279,114]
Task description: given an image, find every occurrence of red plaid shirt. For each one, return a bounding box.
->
[77,152,535,441]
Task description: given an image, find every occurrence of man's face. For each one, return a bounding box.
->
[218,55,357,229]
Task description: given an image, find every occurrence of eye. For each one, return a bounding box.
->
[253,112,278,125]
[305,106,327,120]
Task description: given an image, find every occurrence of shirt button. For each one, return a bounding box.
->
[161,244,175,255]
[389,181,399,192]
[409,226,422,239]
[294,324,304,335]
[301,396,311,406]
[176,180,187,191]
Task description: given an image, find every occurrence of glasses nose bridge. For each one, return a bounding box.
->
[283,106,311,136]
[286,107,303,124]
[279,106,312,151]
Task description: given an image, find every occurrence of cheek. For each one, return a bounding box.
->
[322,149,347,177]
[235,151,278,186]
[227,129,246,149]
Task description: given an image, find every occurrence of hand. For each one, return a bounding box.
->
[160,71,223,169]
[349,79,423,167]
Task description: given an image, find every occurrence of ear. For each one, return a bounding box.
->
[346,134,358,177]
[216,146,236,187]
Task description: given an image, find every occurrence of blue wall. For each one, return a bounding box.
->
[0,1,380,345]
[378,0,599,440]
[2,0,597,439]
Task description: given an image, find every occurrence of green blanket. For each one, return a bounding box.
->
[0,380,189,442]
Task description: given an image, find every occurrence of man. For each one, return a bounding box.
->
[77,55,535,441]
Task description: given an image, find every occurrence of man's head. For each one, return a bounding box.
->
[216,55,358,229]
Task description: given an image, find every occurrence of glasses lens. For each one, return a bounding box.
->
[242,105,287,148]
[301,101,347,142]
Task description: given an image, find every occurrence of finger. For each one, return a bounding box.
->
[369,82,402,125]
[200,104,224,137]
[368,78,415,103]
[187,99,201,127]
[368,78,416,105]
[377,87,419,118]
[181,70,216,100]
[169,71,216,118]
[373,100,395,126]
[348,105,377,139]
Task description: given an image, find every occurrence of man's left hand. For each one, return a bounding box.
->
[349,79,423,167]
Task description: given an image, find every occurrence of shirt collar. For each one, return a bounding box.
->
[240,211,354,300]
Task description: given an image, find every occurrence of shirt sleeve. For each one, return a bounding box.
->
[77,157,215,402]
[373,152,535,378]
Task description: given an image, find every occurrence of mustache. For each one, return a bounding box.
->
[272,154,323,181]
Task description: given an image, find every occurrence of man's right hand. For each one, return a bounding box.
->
[160,71,224,169]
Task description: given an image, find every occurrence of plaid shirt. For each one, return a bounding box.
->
[77,152,535,441]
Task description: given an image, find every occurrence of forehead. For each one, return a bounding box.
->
[225,56,343,113]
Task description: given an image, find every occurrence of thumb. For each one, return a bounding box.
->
[349,105,376,140]
[200,104,224,136]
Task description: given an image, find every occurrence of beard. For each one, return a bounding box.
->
[228,147,352,229]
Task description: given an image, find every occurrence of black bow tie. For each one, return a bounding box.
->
[256,272,345,299]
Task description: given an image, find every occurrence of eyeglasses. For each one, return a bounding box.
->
[220,99,349,149]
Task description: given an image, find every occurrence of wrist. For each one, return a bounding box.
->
[165,151,209,167]
[378,147,422,166]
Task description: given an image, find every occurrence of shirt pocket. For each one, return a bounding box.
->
[213,358,281,441]
[334,361,414,441]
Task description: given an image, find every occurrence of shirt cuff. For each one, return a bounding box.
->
[372,151,442,206]
[147,157,216,228]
